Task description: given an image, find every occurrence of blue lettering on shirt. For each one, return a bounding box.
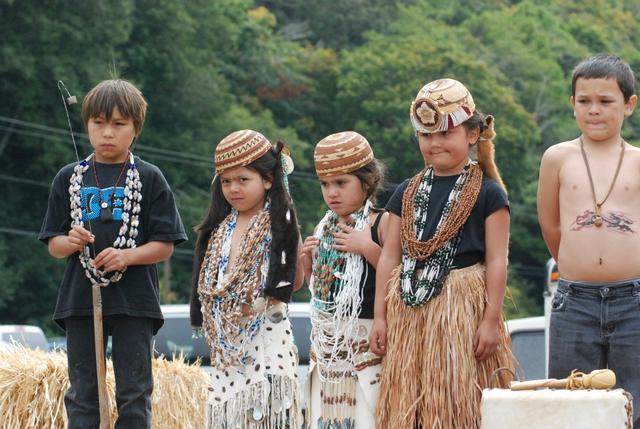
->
[80,186,125,221]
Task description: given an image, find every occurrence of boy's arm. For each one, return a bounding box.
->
[369,213,401,356]
[48,225,95,259]
[92,241,174,272]
[537,147,562,261]
[474,207,509,361]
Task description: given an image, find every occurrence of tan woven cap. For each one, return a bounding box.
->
[215,130,272,174]
[410,78,475,134]
[314,131,374,177]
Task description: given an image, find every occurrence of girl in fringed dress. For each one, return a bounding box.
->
[299,132,388,429]
[369,79,516,429]
[190,130,303,429]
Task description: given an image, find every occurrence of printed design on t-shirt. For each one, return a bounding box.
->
[570,209,636,234]
[80,186,125,222]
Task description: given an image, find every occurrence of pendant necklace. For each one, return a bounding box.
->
[579,137,625,228]
[93,156,128,222]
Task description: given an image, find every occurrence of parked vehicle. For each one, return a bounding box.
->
[47,336,67,352]
[155,304,210,364]
[506,316,545,380]
[0,325,48,351]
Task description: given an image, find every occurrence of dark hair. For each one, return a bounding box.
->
[190,141,300,325]
[82,79,148,136]
[462,110,486,133]
[571,54,636,102]
[350,159,386,205]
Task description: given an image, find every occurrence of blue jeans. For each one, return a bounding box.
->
[64,316,154,429]
[549,278,640,428]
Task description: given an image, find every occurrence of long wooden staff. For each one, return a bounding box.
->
[92,283,111,428]
[58,81,111,428]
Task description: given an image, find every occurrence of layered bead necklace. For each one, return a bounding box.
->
[399,162,482,307]
[198,205,272,370]
[69,152,142,286]
[310,200,371,379]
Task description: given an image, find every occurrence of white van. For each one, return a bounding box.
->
[0,325,48,351]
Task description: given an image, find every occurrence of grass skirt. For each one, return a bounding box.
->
[376,264,515,429]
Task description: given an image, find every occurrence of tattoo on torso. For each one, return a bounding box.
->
[571,209,636,234]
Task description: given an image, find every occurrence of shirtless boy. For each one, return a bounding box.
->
[537,54,640,428]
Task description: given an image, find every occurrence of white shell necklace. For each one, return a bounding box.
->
[69,151,142,286]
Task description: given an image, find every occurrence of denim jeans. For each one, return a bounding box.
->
[549,278,640,428]
[64,316,154,429]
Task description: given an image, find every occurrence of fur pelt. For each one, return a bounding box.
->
[476,115,507,193]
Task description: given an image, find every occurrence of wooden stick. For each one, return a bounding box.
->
[92,284,111,429]
[510,369,616,391]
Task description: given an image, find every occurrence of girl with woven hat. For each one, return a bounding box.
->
[369,78,516,428]
[299,131,388,429]
[190,130,303,429]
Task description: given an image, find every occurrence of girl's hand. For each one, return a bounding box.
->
[68,225,94,252]
[369,317,387,356]
[92,247,130,272]
[299,236,318,281]
[333,222,372,255]
[473,317,501,361]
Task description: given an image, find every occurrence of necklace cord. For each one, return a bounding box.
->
[579,137,625,213]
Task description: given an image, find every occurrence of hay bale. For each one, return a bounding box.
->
[0,345,209,429]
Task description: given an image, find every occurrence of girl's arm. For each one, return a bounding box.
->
[474,207,509,361]
[537,147,562,261]
[293,239,305,292]
[369,213,401,356]
[333,211,389,268]
[299,222,320,285]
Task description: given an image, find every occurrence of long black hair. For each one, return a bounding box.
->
[190,141,300,327]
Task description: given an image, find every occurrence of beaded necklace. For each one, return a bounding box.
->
[198,204,272,370]
[400,162,482,306]
[310,200,371,379]
[69,152,142,286]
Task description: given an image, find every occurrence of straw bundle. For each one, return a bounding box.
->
[0,346,209,429]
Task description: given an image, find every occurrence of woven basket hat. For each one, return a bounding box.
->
[410,78,475,134]
[314,131,374,177]
[215,130,272,174]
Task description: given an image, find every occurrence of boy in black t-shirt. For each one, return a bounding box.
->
[39,79,187,428]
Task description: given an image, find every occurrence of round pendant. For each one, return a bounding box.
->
[267,310,283,324]
[101,201,108,209]
[594,215,603,227]
[272,398,283,413]
[252,297,267,313]
[283,396,292,409]
[252,406,264,422]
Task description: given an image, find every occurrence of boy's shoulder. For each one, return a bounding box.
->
[541,139,580,166]
[52,161,81,183]
[134,156,163,175]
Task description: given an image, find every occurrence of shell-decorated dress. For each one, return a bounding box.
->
[197,207,302,429]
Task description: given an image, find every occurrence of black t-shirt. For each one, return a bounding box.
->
[386,173,509,268]
[39,156,187,333]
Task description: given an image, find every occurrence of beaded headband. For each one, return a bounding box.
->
[215,129,272,174]
[314,131,374,177]
[410,78,475,134]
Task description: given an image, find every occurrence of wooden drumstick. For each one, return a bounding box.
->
[510,369,616,391]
